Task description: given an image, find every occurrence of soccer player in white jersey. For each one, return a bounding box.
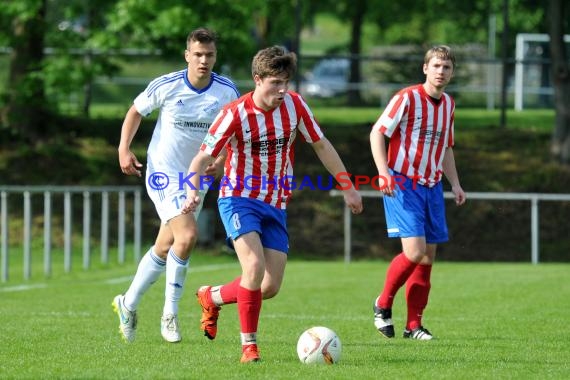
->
[181,46,363,363]
[112,28,239,343]
[369,45,466,341]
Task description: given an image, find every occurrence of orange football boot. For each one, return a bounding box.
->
[240,344,261,363]
[196,286,221,340]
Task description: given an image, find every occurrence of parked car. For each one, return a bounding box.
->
[302,58,350,98]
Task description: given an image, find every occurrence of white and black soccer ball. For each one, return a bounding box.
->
[296,326,342,364]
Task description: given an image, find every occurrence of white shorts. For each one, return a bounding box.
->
[145,166,208,224]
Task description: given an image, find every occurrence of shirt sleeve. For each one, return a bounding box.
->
[133,76,168,116]
[371,92,408,138]
[295,95,324,143]
[447,104,455,147]
[201,107,236,157]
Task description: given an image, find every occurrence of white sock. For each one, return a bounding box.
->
[163,248,189,316]
[123,247,166,311]
[241,332,257,346]
[210,285,224,306]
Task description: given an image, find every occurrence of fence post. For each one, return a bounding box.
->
[44,191,52,277]
[64,191,72,273]
[118,191,125,264]
[83,191,91,269]
[0,186,143,281]
[23,191,31,280]
[330,190,570,264]
[531,196,539,264]
[101,191,109,264]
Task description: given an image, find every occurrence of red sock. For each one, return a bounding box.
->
[218,276,241,304]
[237,286,262,335]
[405,264,432,331]
[377,253,417,309]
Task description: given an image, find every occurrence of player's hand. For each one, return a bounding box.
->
[181,194,202,214]
[452,185,466,206]
[204,163,217,177]
[378,172,395,197]
[344,188,363,214]
[205,155,226,179]
[204,160,225,179]
[119,150,143,177]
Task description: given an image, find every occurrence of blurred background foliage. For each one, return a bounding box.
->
[0,0,569,261]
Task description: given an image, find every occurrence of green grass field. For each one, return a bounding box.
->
[1,254,568,379]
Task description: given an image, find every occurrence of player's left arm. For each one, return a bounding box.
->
[311,137,363,214]
[181,151,215,214]
[442,147,466,206]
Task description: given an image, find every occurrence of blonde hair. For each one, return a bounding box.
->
[424,45,456,69]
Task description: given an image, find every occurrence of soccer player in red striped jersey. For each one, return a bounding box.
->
[181,46,363,363]
[369,45,466,341]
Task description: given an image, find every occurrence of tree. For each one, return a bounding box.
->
[346,0,366,106]
[0,0,274,145]
[315,0,497,105]
[44,0,119,118]
[0,0,119,142]
[0,0,52,143]
[94,0,270,72]
[548,0,570,163]
[304,0,379,105]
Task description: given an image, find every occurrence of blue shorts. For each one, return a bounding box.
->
[217,197,289,253]
[383,171,449,244]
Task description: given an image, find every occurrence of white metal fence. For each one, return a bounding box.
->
[330,190,570,264]
[0,186,142,282]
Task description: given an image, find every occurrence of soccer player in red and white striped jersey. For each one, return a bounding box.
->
[182,46,362,363]
[200,78,323,209]
[370,45,466,341]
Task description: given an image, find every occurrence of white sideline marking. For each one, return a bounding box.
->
[0,283,47,292]
[0,263,239,291]
[105,276,133,284]
[104,263,239,285]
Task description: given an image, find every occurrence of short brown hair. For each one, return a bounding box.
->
[251,46,297,79]
[186,28,218,49]
[424,45,456,69]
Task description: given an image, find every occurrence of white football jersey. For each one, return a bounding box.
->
[134,69,239,174]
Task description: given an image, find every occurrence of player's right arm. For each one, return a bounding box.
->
[118,105,144,177]
[369,129,394,197]
[370,91,408,197]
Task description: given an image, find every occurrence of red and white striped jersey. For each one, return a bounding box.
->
[200,91,324,209]
[372,84,455,187]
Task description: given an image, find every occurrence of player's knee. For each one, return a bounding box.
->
[153,244,170,260]
[176,231,198,253]
[262,283,281,299]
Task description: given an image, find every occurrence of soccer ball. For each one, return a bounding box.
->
[296,326,342,364]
